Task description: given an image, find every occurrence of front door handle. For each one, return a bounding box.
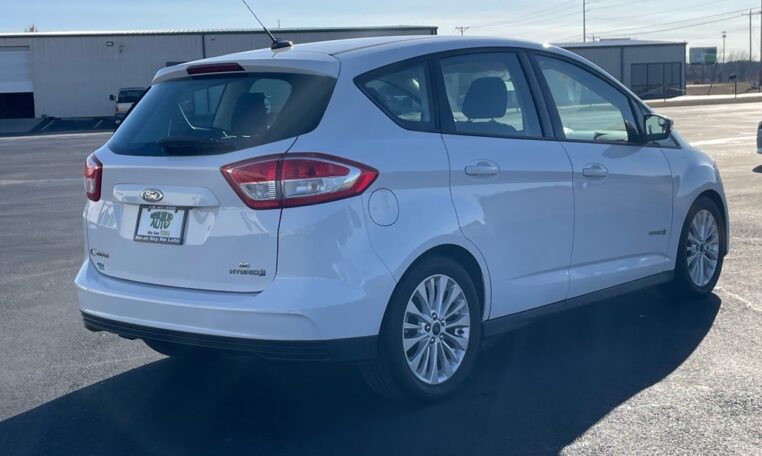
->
[465,161,499,176]
[582,164,608,178]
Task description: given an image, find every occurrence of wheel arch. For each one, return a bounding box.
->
[394,243,490,321]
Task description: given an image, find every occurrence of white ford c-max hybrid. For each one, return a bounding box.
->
[77,36,728,401]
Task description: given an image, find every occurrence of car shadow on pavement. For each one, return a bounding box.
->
[753,165,762,173]
[0,288,720,456]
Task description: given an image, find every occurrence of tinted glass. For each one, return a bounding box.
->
[359,61,433,130]
[117,89,144,103]
[439,52,541,137]
[538,56,637,143]
[109,73,335,156]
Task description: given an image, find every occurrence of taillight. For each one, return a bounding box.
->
[84,153,102,201]
[221,153,378,209]
[187,63,244,75]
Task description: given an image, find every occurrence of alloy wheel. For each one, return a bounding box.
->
[402,274,470,385]
[686,209,720,287]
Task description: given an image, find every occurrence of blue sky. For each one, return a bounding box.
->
[2,0,760,57]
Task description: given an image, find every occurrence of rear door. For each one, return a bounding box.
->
[533,54,673,297]
[435,50,575,318]
[85,68,336,292]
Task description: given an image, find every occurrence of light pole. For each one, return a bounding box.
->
[583,0,587,42]
[722,31,727,63]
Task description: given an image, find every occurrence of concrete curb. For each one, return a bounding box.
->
[648,95,762,108]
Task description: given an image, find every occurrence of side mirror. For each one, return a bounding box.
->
[109,94,115,101]
[643,113,672,142]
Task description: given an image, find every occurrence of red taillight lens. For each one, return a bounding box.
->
[84,153,102,201]
[187,63,244,75]
[221,153,378,209]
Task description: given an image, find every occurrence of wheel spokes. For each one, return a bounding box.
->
[403,274,470,385]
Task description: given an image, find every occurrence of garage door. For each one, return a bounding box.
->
[0,47,35,118]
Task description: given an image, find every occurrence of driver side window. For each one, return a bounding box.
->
[537,56,638,143]
[359,61,433,131]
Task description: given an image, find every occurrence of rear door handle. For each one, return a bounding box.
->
[465,161,499,176]
[582,164,608,178]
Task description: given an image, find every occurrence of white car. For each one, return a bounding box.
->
[77,36,728,402]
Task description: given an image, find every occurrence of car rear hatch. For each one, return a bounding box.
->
[85,54,338,292]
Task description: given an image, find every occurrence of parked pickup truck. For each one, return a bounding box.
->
[109,87,145,124]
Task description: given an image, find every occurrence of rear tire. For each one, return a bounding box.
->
[669,197,725,298]
[362,256,481,402]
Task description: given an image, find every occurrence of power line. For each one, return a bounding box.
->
[590,7,755,36]
[470,0,579,30]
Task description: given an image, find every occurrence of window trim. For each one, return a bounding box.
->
[353,56,439,133]
[431,48,548,141]
[529,50,658,148]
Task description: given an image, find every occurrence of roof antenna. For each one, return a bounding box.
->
[240,0,293,50]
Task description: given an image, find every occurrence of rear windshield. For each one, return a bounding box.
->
[117,90,144,103]
[109,73,336,156]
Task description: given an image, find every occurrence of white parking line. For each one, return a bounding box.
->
[0,132,112,141]
[0,178,80,186]
[691,135,757,147]
[715,286,761,313]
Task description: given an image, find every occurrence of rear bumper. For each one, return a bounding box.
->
[76,256,393,348]
[82,311,376,361]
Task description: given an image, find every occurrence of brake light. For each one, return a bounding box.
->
[187,63,244,75]
[221,153,378,209]
[84,153,102,201]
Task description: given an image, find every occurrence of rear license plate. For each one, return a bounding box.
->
[134,205,188,245]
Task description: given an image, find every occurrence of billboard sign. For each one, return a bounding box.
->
[690,47,717,64]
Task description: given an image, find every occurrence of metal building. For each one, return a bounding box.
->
[0,26,437,119]
[556,39,687,100]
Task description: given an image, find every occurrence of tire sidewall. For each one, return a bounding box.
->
[675,197,725,296]
[378,256,481,401]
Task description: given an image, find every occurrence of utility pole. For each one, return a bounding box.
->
[583,0,587,42]
[455,26,469,36]
[759,0,762,86]
[743,9,754,61]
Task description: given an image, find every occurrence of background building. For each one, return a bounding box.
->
[0,26,437,119]
[556,39,687,100]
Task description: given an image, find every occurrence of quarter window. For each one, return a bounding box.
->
[358,61,433,130]
[537,56,638,143]
[438,52,542,137]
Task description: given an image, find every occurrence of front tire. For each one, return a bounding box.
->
[671,197,725,297]
[363,256,481,402]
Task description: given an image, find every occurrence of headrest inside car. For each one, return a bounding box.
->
[462,77,508,119]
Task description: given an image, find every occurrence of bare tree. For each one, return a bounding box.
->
[24,24,38,33]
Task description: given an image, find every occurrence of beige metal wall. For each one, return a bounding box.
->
[204,28,428,57]
[0,28,435,118]
[564,44,686,95]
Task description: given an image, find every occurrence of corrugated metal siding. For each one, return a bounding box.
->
[563,43,686,96]
[622,44,686,89]
[0,28,435,118]
[564,47,623,81]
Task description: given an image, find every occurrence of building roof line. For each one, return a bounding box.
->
[0,25,438,39]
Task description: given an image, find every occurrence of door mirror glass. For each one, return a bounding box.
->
[109,94,115,101]
[644,113,672,142]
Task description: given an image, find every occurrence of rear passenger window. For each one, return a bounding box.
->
[358,61,433,130]
[438,52,542,138]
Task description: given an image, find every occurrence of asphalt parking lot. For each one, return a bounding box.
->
[1,104,761,455]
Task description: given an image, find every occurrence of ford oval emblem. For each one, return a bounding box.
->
[140,188,163,203]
